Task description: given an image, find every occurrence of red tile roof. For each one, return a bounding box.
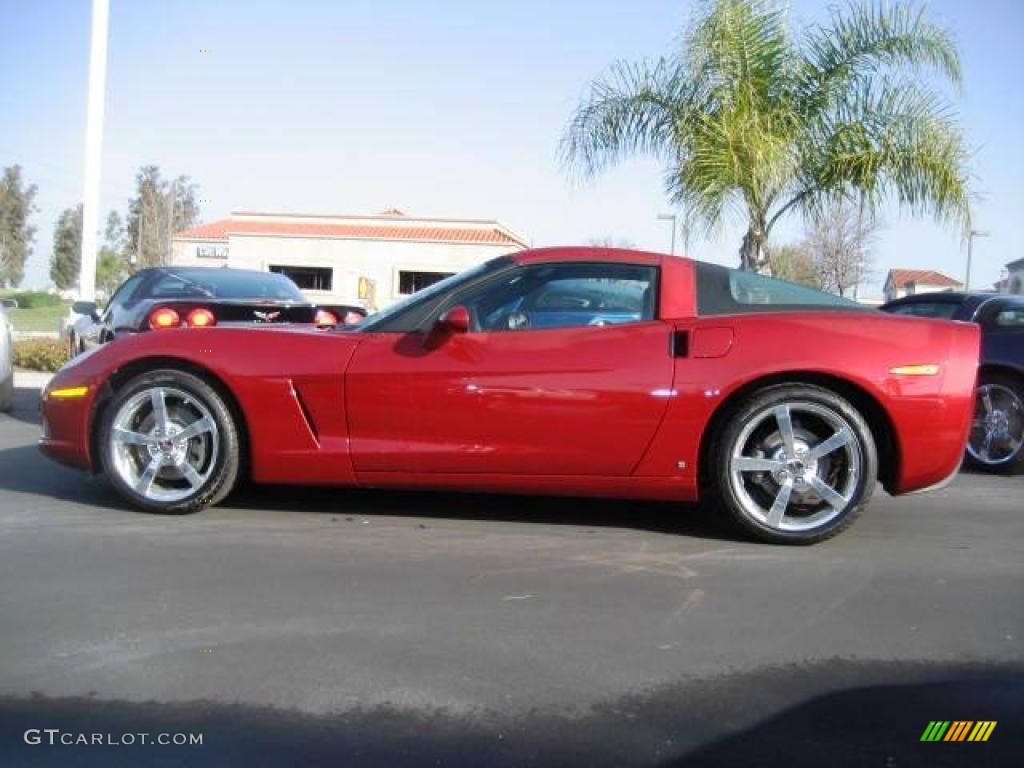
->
[175,218,524,246]
[886,268,962,289]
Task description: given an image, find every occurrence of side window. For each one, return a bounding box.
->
[696,261,865,315]
[992,307,1024,327]
[459,263,657,332]
[884,302,961,319]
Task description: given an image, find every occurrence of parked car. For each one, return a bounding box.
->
[312,302,368,326]
[66,267,342,356]
[39,247,979,544]
[881,291,1024,472]
[0,300,13,412]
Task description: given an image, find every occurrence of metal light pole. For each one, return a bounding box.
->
[78,0,110,300]
[965,229,990,291]
[657,213,677,255]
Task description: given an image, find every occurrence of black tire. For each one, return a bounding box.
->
[710,384,878,545]
[964,371,1024,475]
[98,369,240,514]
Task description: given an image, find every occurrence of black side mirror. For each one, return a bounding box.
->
[72,300,99,319]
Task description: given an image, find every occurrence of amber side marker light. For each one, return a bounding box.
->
[48,386,89,399]
[889,364,941,376]
[149,307,181,330]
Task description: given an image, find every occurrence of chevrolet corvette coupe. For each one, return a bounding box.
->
[66,266,342,358]
[39,248,980,544]
[881,291,1024,473]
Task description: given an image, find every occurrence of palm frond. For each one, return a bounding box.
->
[794,79,970,230]
[560,59,685,180]
[800,1,961,108]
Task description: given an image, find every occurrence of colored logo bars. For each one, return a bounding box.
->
[920,721,997,742]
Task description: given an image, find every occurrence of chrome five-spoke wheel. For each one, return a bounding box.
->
[110,386,219,502]
[100,369,241,513]
[967,379,1024,471]
[712,385,877,544]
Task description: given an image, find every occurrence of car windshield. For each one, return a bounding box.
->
[149,269,307,302]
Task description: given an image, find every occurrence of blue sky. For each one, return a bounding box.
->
[2,0,1022,295]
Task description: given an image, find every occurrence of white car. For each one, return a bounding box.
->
[0,299,14,412]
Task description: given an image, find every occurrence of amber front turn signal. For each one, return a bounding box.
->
[889,364,941,376]
[47,386,89,399]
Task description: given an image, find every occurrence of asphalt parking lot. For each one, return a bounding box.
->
[0,379,1022,767]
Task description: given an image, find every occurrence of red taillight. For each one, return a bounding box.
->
[149,307,181,330]
[315,309,338,327]
[186,308,216,327]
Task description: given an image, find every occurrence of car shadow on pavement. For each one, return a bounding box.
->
[226,483,746,542]
[0,424,744,542]
[0,660,1020,767]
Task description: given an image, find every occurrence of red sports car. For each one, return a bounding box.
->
[39,248,979,544]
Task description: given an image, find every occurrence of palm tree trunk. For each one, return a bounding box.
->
[739,227,767,272]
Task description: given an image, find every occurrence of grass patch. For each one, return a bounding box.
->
[7,303,69,333]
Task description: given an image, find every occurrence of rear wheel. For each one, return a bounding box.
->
[966,373,1024,473]
[711,384,877,544]
[98,369,240,513]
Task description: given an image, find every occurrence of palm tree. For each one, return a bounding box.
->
[562,0,970,271]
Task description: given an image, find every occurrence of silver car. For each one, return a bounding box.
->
[0,299,14,412]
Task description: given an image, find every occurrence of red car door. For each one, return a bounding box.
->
[346,260,677,476]
[345,321,674,475]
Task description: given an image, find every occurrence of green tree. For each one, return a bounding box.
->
[97,211,129,296]
[562,0,970,271]
[50,205,83,290]
[125,165,200,268]
[0,165,39,287]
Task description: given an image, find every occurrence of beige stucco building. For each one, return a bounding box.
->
[171,210,528,310]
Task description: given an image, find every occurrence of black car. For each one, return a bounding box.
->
[68,266,341,356]
[881,291,1024,472]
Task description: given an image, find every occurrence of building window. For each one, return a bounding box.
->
[398,270,454,295]
[269,265,333,291]
[196,245,228,259]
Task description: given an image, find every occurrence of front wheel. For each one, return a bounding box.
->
[710,384,878,545]
[966,373,1024,473]
[98,369,241,513]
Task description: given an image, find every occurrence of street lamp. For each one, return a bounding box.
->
[657,213,677,255]
[965,229,990,291]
